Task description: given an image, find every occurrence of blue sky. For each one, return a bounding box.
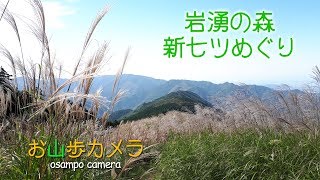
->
[1,0,320,86]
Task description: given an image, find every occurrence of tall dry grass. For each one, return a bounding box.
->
[0,0,129,142]
[0,1,147,178]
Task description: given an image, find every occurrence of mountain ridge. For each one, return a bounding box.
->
[16,74,302,112]
[110,90,214,123]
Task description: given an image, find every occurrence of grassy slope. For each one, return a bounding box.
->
[1,127,320,179]
[154,130,320,179]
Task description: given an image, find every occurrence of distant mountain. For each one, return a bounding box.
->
[16,74,302,113]
[102,76,280,111]
[112,91,213,122]
[17,74,166,110]
[92,75,279,111]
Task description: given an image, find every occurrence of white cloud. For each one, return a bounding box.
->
[64,0,80,3]
[0,0,76,73]
[0,0,76,29]
[42,1,76,29]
